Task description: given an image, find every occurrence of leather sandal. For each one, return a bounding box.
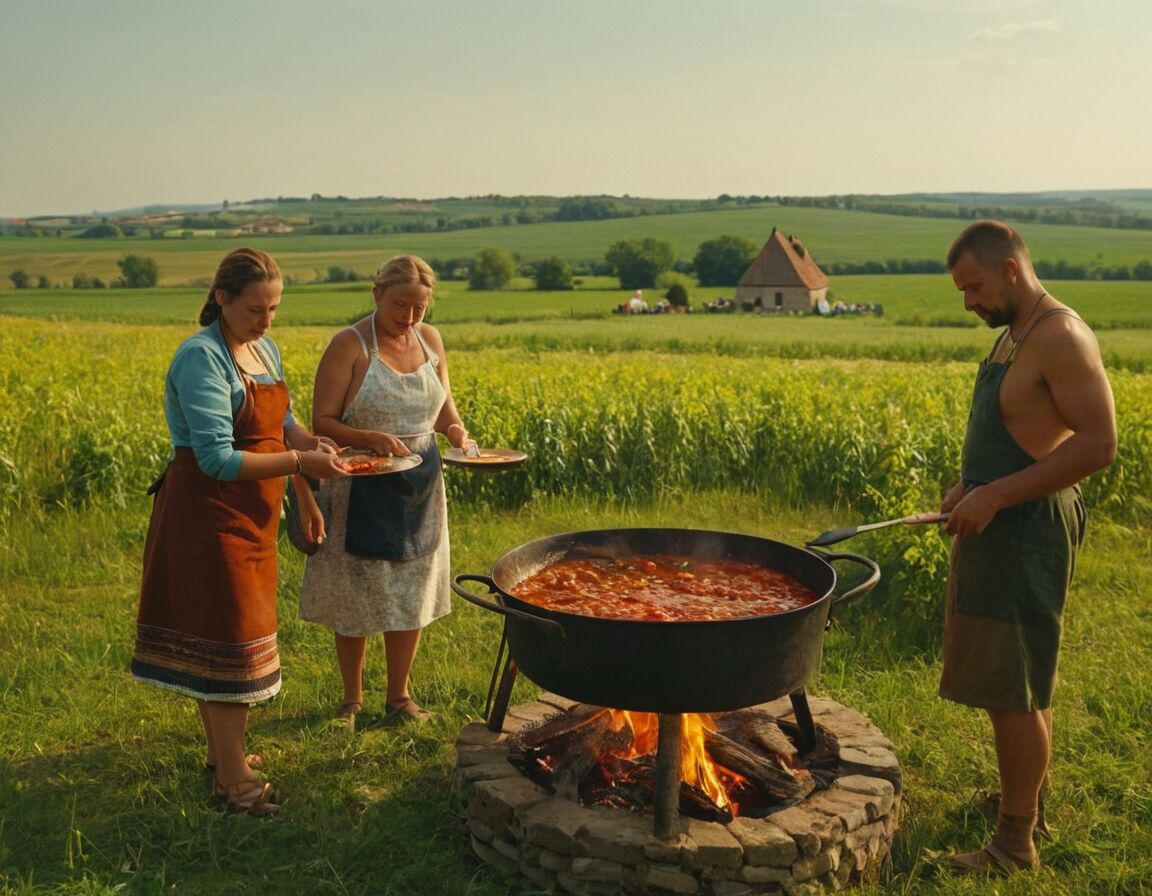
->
[334,701,362,731]
[214,776,284,816]
[950,842,1039,875]
[385,697,433,722]
[974,790,1053,841]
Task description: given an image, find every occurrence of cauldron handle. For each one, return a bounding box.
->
[818,551,881,609]
[452,574,567,637]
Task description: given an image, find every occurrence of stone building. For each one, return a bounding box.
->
[735,228,828,312]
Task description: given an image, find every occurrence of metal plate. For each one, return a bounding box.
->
[339,450,423,476]
[442,447,528,470]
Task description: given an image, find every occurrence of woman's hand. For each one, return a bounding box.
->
[359,431,412,457]
[291,477,327,546]
[299,448,351,479]
[446,422,478,456]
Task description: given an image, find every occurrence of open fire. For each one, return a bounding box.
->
[605,710,737,812]
[508,703,834,823]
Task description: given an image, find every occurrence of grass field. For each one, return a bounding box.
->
[5,203,1152,288]
[1,262,1150,895]
[2,488,1150,895]
[2,276,1151,374]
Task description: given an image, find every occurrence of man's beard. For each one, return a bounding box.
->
[984,307,1013,328]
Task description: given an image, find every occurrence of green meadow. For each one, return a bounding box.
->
[1,209,1151,894]
[6,202,1152,287]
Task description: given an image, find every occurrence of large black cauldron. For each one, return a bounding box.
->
[452,528,879,715]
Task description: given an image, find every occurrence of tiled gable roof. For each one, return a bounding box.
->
[737,228,828,289]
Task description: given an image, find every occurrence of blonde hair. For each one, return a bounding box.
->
[199,247,282,325]
[371,255,436,298]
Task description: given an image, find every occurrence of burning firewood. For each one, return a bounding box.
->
[510,702,609,750]
[714,709,800,766]
[703,728,815,804]
[509,705,632,800]
[508,704,821,819]
[586,754,732,823]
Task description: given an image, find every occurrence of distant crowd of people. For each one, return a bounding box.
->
[816,298,884,316]
[612,290,685,315]
[695,296,884,316]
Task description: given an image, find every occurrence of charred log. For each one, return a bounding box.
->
[510,705,632,800]
[583,753,732,822]
[510,703,610,750]
[586,754,653,810]
[776,718,840,770]
[714,709,800,766]
[681,781,732,823]
[703,728,815,803]
[506,704,836,821]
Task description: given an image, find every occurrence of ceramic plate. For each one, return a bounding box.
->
[442,447,528,470]
[339,451,423,476]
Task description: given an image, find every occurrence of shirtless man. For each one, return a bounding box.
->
[938,221,1116,874]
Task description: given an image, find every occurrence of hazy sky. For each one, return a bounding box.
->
[3,0,1149,217]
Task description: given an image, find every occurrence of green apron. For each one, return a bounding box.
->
[939,310,1085,711]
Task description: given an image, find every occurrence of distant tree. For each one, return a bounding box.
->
[556,197,619,221]
[655,271,692,308]
[469,248,517,290]
[664,282,689,309]
[426,256,474,281]
[532,256,574,291]
[326,265,361,283]
[78,223,123,239]
[693,234,758,286]
[116,254,160,288]
[9,269,30,289]
[605,238,676,290]
[37,275,50,288]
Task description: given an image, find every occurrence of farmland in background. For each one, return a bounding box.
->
[2,302,1149,632]
[5,198,1152,288]
[1,198,1150,894]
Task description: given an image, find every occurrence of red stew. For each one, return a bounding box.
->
[513,555,820,622]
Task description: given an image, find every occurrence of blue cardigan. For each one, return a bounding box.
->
[164,320,296,481]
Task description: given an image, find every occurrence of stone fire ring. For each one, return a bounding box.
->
[454,692,902,895]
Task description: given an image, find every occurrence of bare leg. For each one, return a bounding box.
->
[988,707,1050,816]
[200,701,258,787]
[954,706,1047,870]
[334,633,367,707]
[383,628,422,706]
[199,701,215,767]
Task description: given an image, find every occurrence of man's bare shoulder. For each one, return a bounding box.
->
[1027,306,1103,366]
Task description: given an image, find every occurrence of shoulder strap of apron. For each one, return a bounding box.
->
[248,340,281,380]
[1006,308,1079,362]
[987,328,1013,362]
[412,324,436,366]
[368,315,381,357]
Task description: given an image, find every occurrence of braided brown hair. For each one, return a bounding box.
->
[199,247,283,326]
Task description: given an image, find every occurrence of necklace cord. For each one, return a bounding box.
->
[1009,290,1047,343]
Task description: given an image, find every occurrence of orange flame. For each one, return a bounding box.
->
[605,710,739,811]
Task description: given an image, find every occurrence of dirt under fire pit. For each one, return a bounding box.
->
[454,692,902,895]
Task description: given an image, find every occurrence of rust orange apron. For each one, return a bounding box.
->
[133,372,288,702]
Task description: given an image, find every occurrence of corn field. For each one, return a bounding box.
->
[2,317,1148,642]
